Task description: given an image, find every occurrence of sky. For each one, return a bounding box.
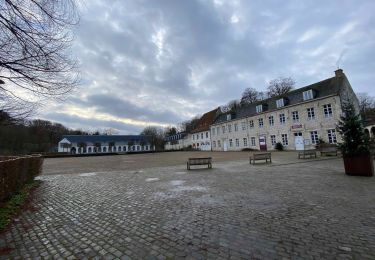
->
[39,0,375,134]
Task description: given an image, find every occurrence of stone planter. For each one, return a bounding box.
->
[343,154,374,177]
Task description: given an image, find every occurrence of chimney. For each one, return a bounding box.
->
[335,68,344,77]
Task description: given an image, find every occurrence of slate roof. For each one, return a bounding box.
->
[165,132,187,142]
[213,75,344,125]
[191,108,220,133]
[61,135,151,143]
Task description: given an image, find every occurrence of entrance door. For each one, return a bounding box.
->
[259,135,267,151]
[294,132,304,150]
[223,140,228,151]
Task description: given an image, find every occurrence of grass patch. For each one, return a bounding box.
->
[0,180,41,232]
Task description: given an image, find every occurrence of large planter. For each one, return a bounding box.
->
[343,154,374,177]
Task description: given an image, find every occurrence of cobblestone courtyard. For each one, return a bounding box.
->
[1,152,374,259]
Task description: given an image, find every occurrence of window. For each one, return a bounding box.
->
[229,139,233,147]
[243,138,248,147]
[234,123,238,132]
[197,134,199,140]
[271,135,276,146]
[217,127,220,134]
[251,137,256,146]
[307,107,315,120]
[327,129,337,144]
[276,98,284,108]
[212,128,215,136]
[256,105,263,113]
[323,104,333,118]
[222,126,226,133]
[281,134,288,146]
[258,118,264,128]
[206,132,209,138]
[303,89,313,100]
[310,131,319,144]
[269,116,274,126]
[241,122,246,131]
[201,133,203,139]
[123,146,127,151]
[279,113,286,125]
[228,124,232,132]
[118,146,122,152]
[235,138,239,147]
[218,140,221,147]
[213,141,216,148]
[193,135,195,140]
[292,111,299,122]
[249,120,254,128]
[227,114,232,121]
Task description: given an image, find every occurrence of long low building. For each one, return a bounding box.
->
[211,69,359,151]
[58,135,154,154]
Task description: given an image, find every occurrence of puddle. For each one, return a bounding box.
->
[174,171,187,175]
[145,178,159,182]
[170,180,185,186]
[78,172,97,177]
[171,185,207,192]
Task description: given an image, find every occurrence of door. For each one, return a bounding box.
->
[259,135,267,151]
[223,140,228,151]
[294,132,304,150]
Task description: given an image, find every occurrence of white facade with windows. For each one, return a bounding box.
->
[210,70,359,151]
[58,135,154,154]
[192,130,211,151]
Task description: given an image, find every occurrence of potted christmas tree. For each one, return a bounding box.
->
[337,101,373,176]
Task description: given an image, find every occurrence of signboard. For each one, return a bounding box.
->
[291,123,303,130]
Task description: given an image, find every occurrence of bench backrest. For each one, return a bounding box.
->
[189,157,212,164]
[321,146,337,152]
[253,153,271,159]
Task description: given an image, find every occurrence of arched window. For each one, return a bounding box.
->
[118,146,122,152]
[123,146,127,151]
[113,146,116,152]
[88,147,92,153]
[103,147,107,152]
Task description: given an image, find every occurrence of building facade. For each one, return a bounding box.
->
[191,108,220,151]
[211,69,359,151]
[164,132,191,150]
[58,135,154,154]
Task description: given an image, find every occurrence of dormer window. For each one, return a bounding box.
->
[256,105,263,113]
[303,89,314,101]
[276,98,285,108]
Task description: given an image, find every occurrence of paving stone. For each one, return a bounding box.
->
[0,154,374,259]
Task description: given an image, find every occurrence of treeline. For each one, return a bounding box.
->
[0,113,88,154]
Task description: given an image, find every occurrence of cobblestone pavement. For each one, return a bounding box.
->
[1,154,374,259]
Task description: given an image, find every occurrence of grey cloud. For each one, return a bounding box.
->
[37,0,375,133]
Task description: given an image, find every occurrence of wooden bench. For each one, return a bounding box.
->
[187,157,212,170]
[298,149,317,159]
[320,146,338,156]
[249,152,272,164]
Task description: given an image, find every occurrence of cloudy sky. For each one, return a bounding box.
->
[40,0,375,134]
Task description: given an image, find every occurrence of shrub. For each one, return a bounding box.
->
[337,101,370,156]
[275,142,284,151]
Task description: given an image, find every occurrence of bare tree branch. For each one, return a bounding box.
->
[0,0,79,119]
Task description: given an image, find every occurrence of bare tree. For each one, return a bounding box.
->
[0,0,79,118]
[267,77,295,97]
[357,92,375,117]
[240,87,259,105]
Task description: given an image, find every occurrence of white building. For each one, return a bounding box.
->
[58,135,154,154]
[164,132,191,150]
[211,69,359,151]
[191,108,220,151]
